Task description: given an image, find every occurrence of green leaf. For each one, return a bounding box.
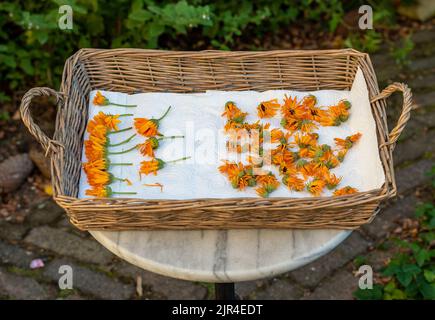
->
[396,271,413,287]
[19,58,34,75]
[419,281,435,299]
[424,270,435,283]
[353,285,383,300]
[2,54,16,68]
[415,249,430,267]
[35,31,48,45]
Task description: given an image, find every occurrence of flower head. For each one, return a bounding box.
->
[134,118,160,137]
[222,101,247,123]
[93,91,109,106]
[282,174,305,191]
[255,173,280,197]
[307,179,326,196]
[333,186,358,196]
[324,173,342,190]
[257,99,280,118]
[140,158,165,176]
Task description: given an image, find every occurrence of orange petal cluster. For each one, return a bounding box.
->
[83,113,132,197]
[220,95,362,197]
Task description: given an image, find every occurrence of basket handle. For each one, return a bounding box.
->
[370,82,413,149]
[20,87,65,156]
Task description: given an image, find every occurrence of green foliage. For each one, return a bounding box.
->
[0,111,10,121]
[354,167,435,300]
[390,35,414,66]
[0,0,403,101]
[427,165,435,189]
[344,30,382,53]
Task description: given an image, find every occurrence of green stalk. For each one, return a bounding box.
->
[108,134,136,147]
[109,102,137,108]
[108,145,138,155]
[157,106,172,121]
[107,127,132,134]
[112,191,137,195]
[166,156,191,164]
[158,135,184,141]
[110,162,133,166]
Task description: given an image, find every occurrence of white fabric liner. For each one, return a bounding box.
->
[78,67,385,200]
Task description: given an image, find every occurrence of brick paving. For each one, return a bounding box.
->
[0,28,434,300]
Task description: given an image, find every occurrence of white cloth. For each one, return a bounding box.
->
[78,67,385,199]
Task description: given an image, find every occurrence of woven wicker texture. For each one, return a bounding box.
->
[20,49,413,230]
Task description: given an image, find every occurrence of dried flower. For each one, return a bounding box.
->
[282,174,305,191]
[255,173,280,197]
[324,173,342,190]
[140,156,190,176]
[86,186,136,197]
[134,106,171,137]
[307,179,326,196]
[333,186,358,196]
[93,91,137,108]
[257,99,280,118]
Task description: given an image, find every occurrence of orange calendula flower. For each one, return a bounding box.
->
[93,91,136,108]
[140,156,189,176]
[307,179,326,196]
[270,128,285,143]
[294,133,318,149]
[301,95,317,109]
[279,162,297,176]
[222,101,247,123]
[86,186,136,197]
[324,173,342,190]
[93,91,109,106]
[282,174,305,191]
[134,106,171,137]
[255,173,280,197]
[333,186,358,196]
[257,99,280,118]
[299,119,318,133]
[137,140,156,157]
[334,132,362,150]
[87,111,133,133]
[140,159,164,176]
[281,95,303,118]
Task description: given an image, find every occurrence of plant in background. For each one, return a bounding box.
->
[0,0,406,103]
[390,35,414,66]
[354,165,435,300]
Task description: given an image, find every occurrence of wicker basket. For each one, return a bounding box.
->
[20,49,413,231]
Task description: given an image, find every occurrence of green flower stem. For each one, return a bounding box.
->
[166,156,191,164]
[107,127,132,134]
[110,162,133,166]
[157,106,172,121]
[158,135,184,141]
[108,134,136,147]
[107,144,138,155]
[112,191,137,195]
[112,176,130,183]
[118,113,134,117]
[108,102,137,108]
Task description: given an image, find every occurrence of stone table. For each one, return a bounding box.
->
[90,229,351,284]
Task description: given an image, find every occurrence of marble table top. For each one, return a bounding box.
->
[91,229,350,283]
